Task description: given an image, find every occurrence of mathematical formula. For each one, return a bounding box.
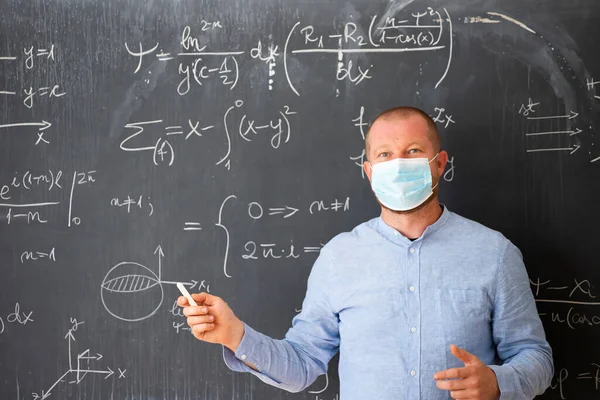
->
[125,8,453,96]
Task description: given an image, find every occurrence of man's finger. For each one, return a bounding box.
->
[177,296,188,306]
[434,367,468,380]
[450,389,474,399]
[187,315,215,326]
[191,322,215,335]
[450,344,478,365]
[436,377,469,391]
[192,292,218,306]
[183,305,209,317]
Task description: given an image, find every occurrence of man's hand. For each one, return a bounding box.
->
[178,292,245,352]
[434,344,500,400]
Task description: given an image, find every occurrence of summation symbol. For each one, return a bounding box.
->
[101,245,198,322]
[33,318,125,400]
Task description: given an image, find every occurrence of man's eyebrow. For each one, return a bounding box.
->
[371,145,391,153]
[406,142,431,150]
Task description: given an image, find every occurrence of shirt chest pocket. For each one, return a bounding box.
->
[434,288,492,349]
[436,288,490,319]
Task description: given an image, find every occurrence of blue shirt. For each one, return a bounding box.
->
[223,206,554,399]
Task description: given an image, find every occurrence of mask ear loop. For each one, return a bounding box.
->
[429,152,440,190]
[428,152,440,164]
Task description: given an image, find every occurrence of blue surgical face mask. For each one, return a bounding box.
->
[368,153,439,212]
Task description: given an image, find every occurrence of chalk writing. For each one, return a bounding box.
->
[531,277,596,300]
[101,245,198,322]
[0,303,34,335]
[352,106,367,140]
[432,107,456,128]
[177,56,239,95]
[247,197,350,220]
[586,77,600,92]
[250,40,279,90]
[549,368,569,399]
[33,318,124,399]
[1,42,61,156]
[308,372,329,394]
[1,170,63,197]
[5,208,49,224]
[443,156,455,182]
[527,111,579,121]
[0,169,93,226]
[539,306,600,330]
[242,241,323,260]
[518,98,540,116]
[0,120,52,145]
[549,364,600,399]
[126,26,241,95]
[521,101,582,154]
[127,9,452,96]
[23,84,66,109]
[24,45,56,69]
[183,222,202,231]
[216,195,236,277]
[350,106,368,178]
[577,363,600,392]
[218,100,297,169]
[110,195,154,216]
[120,103,295,169]
[121,119,213,166]
[350,149,367,178]
[20,247,56,264]
[68,170,97,227]
[238,105,297,149]
[533,278,600,330]
[284,7,453,94]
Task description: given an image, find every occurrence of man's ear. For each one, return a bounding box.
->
[364,161,373,182]
[436,151,449,175]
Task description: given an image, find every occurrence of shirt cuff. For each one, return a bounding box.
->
[221,323,286,387]
[488,364,517,400]
[222,322,262,372]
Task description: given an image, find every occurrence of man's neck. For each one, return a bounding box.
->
[380,199,443,240]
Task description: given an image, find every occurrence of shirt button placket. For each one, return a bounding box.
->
[407,244,421,394]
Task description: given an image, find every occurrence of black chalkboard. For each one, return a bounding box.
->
[1,0,599,399]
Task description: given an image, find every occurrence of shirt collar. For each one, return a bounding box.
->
[375,204,451,246]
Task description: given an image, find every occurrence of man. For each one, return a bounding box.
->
[179,106,554,399]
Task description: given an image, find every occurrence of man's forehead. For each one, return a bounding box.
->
[369,116,431,144]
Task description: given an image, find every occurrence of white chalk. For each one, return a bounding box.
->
[177,282,198,306]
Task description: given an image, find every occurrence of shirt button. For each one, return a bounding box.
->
[410,370,416,377]
[409,248,415,254]
[409,286,416,292]
[410,327,417,333]
[240,354,247,360]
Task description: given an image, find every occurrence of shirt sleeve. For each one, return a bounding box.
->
[488,241,554,399]
[222,249,340,393]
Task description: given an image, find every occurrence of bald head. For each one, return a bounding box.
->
[365,106,441,161]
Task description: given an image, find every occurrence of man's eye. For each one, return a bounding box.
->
[408,149,421,154]
[378,152,389,158]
